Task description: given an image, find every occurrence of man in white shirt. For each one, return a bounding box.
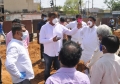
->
[90,35,120,84]
[40,12,82,81]
[66,14,87,44]
[5,23,34,84]
[80,16,99,63]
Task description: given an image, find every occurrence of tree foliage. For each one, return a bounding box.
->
[63,0,83,15]
[112,1,120,11]
[104,0,120,11]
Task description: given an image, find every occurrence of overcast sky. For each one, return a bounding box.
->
[34,0,108,9]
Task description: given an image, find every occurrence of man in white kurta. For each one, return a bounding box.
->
[80,16,99,63]
[66,14,87,44]
[90,36,120,84]
[86,24,112,68]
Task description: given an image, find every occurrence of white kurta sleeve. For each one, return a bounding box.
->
[40,26,53,44]
[66,22,72,29]
[87,50,103,68]
[90,62,104,84]
[5,47,21,78]
[63,26,79,35]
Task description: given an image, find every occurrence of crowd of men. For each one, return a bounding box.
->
[0,12,120,84]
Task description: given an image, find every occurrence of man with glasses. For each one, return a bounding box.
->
[6,19,29,49]
[5,23,34,84]
[40,12,82,81]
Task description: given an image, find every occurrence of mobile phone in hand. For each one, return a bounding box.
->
[56,37,61,40]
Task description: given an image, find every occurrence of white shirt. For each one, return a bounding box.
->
[5,39,34,83]
[90,53,120,84]
[40,22,79,57]
[66,21,87,43]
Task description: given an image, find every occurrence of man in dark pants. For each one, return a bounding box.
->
[40,12,82,81]
[37,14,47,62]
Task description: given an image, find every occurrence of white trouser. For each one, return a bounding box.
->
[71,37,82,44]
[80,52,93,64]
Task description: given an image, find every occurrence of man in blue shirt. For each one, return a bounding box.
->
[0,19,6,41]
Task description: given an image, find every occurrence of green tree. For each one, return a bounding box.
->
[104,0,120,11]
[63,0,83,15]
[55,6,63,11]
[112,1,120,11]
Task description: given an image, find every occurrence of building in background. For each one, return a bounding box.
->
[4,0,39,13]
[0,0,4,20]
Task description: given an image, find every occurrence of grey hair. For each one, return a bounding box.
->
[97,24,112,37]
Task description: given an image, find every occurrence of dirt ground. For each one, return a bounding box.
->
[0,40,56,84]
[0,39,87,84]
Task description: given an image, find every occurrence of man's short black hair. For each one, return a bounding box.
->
[41,14,47,17]
[59,41,82,67]
[12,19,21,23]
[76,14,82,19]
[101,35,119,53]
[12,23,22,36]
[0,19,3,22]
[72,18,76,21]
[60,17,65,23]
[21,24,26,28]
[88,16,96,22]
[48,12,57,18]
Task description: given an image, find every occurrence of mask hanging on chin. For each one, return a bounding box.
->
[52,18,59,25]
[21,31,28,40]
[87,21,93,27]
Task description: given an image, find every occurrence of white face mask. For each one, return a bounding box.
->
[87,21,93,27]
[21,31,28,40]
[43,17,47,21]
[52,18,59,25]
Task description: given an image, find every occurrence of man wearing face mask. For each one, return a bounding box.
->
[79,16,98,64]
[37,14,47,62]
[40,12,82,81]
[6,19,29,49]
[90,35,120,84]
[5,23,34,84]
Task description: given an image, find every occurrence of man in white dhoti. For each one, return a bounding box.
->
[80,16,98,63]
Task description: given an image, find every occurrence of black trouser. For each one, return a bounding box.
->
[109,25,114,30]
[40,44,44,59]
[63,39,67,45]
[0,58,2,84]
[13,79,31,84]
[43,53,60,81]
